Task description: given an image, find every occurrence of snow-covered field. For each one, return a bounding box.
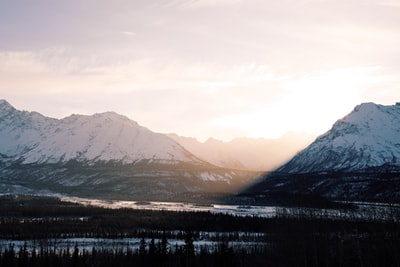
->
[60,196,277,218]
[60,196,400,222]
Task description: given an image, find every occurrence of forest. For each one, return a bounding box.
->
[0,195,399,267]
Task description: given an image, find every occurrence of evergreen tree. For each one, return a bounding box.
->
[18,242,28,267]
[72,243,79,267]
[161,229,168,256]
[184,229,195,256]
[149,238,156,256]
[139,236,147,256]
[184,229,195,267]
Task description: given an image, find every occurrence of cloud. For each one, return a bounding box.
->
[0,51,46,73]
[120,31,136,36]
[0,0,399,140]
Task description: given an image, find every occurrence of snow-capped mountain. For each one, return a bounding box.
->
[168,133,315,171]
[0,99,200,164]
[278,102,400,173]
[0,100,259,200]
[244,102,400,202]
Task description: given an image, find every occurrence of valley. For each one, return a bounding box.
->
[2,100,400,266]
[0,195,399,267]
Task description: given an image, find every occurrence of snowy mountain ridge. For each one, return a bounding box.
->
[244,102,400,203]
[278,102,400,174]
[0,100,259,200]
[0,100,200,165]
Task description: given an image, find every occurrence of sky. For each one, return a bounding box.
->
[1,0,399,141]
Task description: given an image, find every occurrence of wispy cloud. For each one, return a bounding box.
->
[120,31,136,36]
[1,0,400,140]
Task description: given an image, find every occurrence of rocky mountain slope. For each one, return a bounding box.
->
[0,100,259,200]
[244,102,400,203]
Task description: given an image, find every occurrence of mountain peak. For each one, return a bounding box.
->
[278,102,400,174]
[0,99,16,112]
[0,99,10,106]
[353,101,387,115]
[95,111,128,119]
[93,111,138,124]
[353,102,378,113]
[0,99,200,165]
[339,102,400,128]
[352,101,400,114]
[246,102,400,202]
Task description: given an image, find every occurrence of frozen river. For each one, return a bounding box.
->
[60,196,277,218]
[60,196,400,222]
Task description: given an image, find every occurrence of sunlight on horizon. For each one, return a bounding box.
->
[209,67,387,140]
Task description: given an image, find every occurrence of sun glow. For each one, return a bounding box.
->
[212,67,386,139]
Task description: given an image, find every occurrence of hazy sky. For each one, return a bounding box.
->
[1,0,399,141]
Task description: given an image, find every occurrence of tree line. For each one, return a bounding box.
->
[1,195,400,266]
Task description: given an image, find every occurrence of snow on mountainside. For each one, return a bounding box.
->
[243,102,400,203]
[0,100,260,201]
[278,102,400,174]
[0,99,200,164]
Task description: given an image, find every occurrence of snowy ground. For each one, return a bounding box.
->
[60,196,277,218]
[0,234,267,255]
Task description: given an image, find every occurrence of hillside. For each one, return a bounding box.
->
[244,102,400,203]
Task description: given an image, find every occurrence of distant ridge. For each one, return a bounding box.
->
[168,133,314,171]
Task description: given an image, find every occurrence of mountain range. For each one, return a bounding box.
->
[0,99,259,201]
[2,99,400,203]
[168,133,314,171]
[244,102,400,203]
